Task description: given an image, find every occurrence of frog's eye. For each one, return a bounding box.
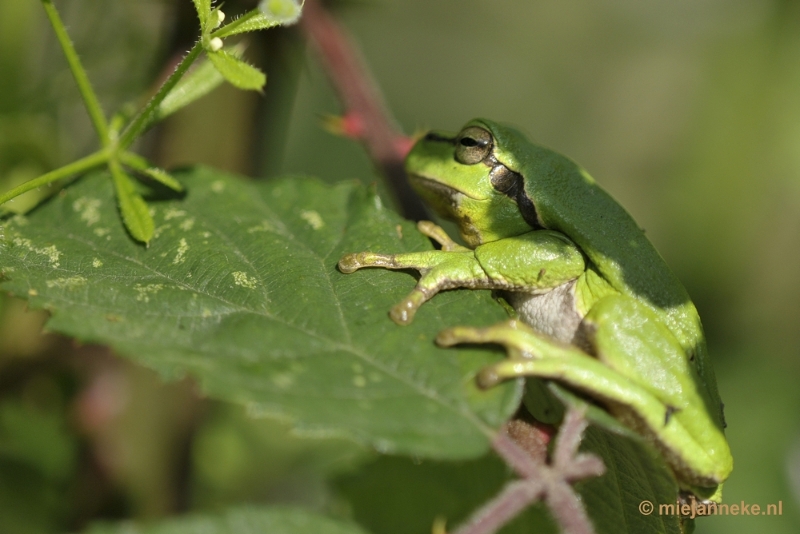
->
[455,126,493,165]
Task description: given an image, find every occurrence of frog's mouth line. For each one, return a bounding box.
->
[408,174,487,201]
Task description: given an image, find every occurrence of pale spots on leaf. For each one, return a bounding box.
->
[153,225,171,239]
[134,283,164,302]
[289,362,306,374]
[46,276,87,289]
[164,208,187,221]
[211,180,225,193]
[271,373,295,389]
[395,225,403,239]
[201,308,212,318]
[10,214,28,226]
[93,227,110,237]
[300,210,324,230]
[28,288,38,296]
[201,231,211,238]
[173,238,189,264]
[13,238,62,267]
[352,375,366,388]
[232,271,257,289]
[247,220,275,234]
[72,197,102,226]
[92,258,103,268]
[368,372,382,383]
[373,195,383,210]
[352,364,367,387]
[179,217,195,231]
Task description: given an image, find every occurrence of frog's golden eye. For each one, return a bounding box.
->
[454,126,492,165]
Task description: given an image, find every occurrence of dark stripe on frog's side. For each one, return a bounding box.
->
[485,154,544,231]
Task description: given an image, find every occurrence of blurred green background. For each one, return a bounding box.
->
[1,0,799,533]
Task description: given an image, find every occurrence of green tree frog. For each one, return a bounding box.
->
[338,119,732,501]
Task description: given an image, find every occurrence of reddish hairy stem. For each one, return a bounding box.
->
[299,0,427,220]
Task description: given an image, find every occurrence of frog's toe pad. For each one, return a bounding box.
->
[476,366,503,389]
[338,253,364,273]
[435,328,460,347]
[435,326,484,346]
[389,300,416,325]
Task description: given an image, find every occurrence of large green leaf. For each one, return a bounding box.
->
[0,167,519,460]
[334,419,685,534]
[84,506,368,534]
[580,425,685,534]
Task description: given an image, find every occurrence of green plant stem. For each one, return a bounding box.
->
[119,42,204,149]
[210,9,259,39]
[0,150,108,206]
[40,0,110,146]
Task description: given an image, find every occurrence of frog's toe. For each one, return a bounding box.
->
[435,326,480,346]
[476,365,503,389]
[389,299,417,325]
[338,253,363,273]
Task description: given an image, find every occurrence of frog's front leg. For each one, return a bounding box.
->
[339,229,586,324]
[339,248,490,324]
[437,319,713,479]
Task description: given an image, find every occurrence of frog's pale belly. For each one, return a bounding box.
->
[504,280,584,346]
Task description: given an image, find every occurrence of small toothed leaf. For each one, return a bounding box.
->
[212,3,303,40]
[119,153,183,192]
[258,0,304,25]
[140,167,183,192]
[192,0,211,29]
[208,49,266,91]
[110,164,154,244]
[155,57,225,121]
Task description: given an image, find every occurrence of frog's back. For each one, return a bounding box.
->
[482,119,699,347]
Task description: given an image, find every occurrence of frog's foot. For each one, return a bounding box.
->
[417,220,469,252]
[438,320,593,389]
[340,248,493,325]
[437,320,541,387]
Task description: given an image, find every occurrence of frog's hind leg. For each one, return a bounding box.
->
[437,319,654,407]
[438,318,686,452]
[438,301,731,489]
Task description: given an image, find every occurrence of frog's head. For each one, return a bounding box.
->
[405,119,541,247]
